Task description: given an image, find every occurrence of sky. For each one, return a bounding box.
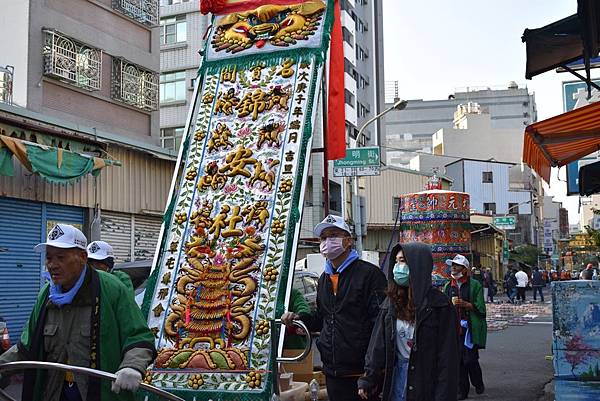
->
[381,0,594,224]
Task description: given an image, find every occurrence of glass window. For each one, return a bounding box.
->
[303,277,318,294]
[482,171,493,183]
[293,276,305,292]
[160,0,190,6]
[160,71,186,103]
[160,15,187,45]
[160,127,184,151]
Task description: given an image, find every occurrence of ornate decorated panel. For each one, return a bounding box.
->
[141,1,332,400]
[399,190,471,285]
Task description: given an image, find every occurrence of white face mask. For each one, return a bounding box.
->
[319,237,346,260]
[451,271,463,280]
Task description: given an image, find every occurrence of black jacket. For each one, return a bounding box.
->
[358,243,459,401]
[531,270,545,286]
[299,257,387,377]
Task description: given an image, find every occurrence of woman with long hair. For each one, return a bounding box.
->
[357,243,459,401]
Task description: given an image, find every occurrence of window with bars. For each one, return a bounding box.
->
[111,58,159,111]
[160,71,186,103]
[483,203,496,215]
[0,66,14,105]
[160,127,184,151]
[482,171,493,183]
[112,0,158,26]
[392,197,401,219]
[42,30,102,91]
[160,15,187,45]
[160,0,190,5]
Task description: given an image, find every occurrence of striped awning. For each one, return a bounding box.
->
[523,100,600,183]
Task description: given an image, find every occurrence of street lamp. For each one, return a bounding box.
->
[505,199,532,215]
[353,99,407,254]
[357,99,408,144]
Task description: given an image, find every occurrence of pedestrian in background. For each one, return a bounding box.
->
[531,267,545,302]
[515,267,529,303]
[444,254,487,400]
[87,240,134,295]
[505,269,517,303]
[281,215,387,401]
[471,266,482,284]
[482,268,494,303]
[358,243,458,401]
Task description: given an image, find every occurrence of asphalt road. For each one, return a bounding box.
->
[469,307,554,401]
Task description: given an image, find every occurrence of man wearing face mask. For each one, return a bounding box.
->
[443,254,487,400]
[282,215,387,401]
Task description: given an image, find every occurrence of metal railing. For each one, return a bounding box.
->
[0,66,13,105]
[111,58,159,111]
[0,361,184,401]
[112,0,159,26]
[42,30,102,91]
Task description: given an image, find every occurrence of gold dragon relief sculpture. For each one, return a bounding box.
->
[211,1,326,53]
[155,199,269,372]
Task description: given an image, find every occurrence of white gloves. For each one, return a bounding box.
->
[111,367,142,394]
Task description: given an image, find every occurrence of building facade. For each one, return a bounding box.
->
[299,0,386,252]
[159,0,210,150]
[445,159,534,245]
[0,0,171,340]
[384,83,537,166]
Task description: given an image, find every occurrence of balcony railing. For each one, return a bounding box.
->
[111,57,158,111]
[112,0,158,26]
[0,65,14,104]
[42,29,102,91]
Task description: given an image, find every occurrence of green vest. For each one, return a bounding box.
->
[444,278,487,348]
[19,269,155,401]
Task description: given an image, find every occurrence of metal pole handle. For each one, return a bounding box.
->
[0,361,185,401]
[274,318,312,363]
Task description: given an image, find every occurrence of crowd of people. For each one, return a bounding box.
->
[4,216,593,401]
[282,215,489,401]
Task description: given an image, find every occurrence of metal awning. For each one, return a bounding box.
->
[522,0,600,96]
[522,100,600,183]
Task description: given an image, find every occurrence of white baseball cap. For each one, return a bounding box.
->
[34,224,87,253]
[446,254,470,269]
[314,214,351,237]
[87,241,115,260]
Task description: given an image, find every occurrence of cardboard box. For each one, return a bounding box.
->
[281,349,314,378]
[293,371,326,386]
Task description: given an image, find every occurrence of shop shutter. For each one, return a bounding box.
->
[100,211,132,263]
[133,215,162,261]
[0,198,42,343]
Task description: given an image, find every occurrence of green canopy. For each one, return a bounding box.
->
[0,135,119,184]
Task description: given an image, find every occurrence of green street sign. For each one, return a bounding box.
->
[502,239,509,262]
[333,147,380,168]
[494,216,516,230]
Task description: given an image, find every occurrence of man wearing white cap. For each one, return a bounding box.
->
[87,241,134,294]
[0,224,155,401]
[443,254,487,400]
[282,215,386,401]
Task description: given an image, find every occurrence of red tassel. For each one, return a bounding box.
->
[326,0,347,161]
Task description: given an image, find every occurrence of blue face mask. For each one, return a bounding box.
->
[393,263,410,286]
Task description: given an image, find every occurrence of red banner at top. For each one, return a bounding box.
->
[200,0,313,15]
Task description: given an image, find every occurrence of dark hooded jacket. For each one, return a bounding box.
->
[358,243,459,401]
[299,256,387,377]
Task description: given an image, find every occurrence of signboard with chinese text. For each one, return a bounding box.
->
[140,1,334,400]
[332,146,380,176]
[493,216,516,230]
